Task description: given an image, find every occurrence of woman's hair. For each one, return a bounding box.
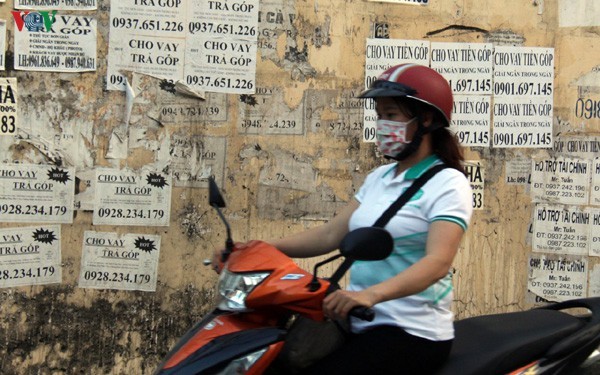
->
[431,126,466,174]
[396,98,466,174]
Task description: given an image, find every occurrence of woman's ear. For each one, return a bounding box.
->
[421,111,435,128]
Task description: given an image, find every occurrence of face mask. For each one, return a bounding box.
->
[376,118,416,157]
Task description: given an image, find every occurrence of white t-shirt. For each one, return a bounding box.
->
[348,155,473,341]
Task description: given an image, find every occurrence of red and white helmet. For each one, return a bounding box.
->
[359,63,453,126]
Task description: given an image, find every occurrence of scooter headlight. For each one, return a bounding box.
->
[216,270,270,311]
[219,348,268,374]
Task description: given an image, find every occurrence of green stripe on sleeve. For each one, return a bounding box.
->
[431,216,468,231]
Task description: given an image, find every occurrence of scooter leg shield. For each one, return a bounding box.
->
[155,312,286,375]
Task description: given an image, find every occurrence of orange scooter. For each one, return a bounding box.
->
[153,178,393,374]
[154,178,600,375]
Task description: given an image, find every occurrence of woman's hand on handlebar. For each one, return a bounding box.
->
[211,248,225,274]
[323,289,378,321]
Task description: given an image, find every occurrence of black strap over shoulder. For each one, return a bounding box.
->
[372,164,448,228]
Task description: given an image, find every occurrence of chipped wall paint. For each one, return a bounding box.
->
[558,0,600,28]
[0,0,599,373]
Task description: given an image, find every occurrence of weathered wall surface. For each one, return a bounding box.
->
[0,0,598,373]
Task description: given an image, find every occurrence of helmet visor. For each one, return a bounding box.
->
[358,80,417,98]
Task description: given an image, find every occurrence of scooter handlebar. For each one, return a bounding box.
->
[326,282,375,321]
[349,306,375,321]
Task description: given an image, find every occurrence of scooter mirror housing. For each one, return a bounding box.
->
[309,227,393,292]
[208,176,226,208]
[339,227,394,261]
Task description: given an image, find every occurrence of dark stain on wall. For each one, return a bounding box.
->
[0,284,214,374]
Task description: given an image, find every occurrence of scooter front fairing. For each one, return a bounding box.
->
[155,311,286,375]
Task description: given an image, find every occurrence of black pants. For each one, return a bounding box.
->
[298,325,452,375]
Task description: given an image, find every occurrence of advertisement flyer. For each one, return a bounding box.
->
[592,158,600,206]
[74,168,94,211]
[15,0,97,10]
[237,86,304,135]
[0,226,62,288]
[465,161,484,210]
[590,209,600,257]
[532,204,590,255]
[78,231,160,292]
[531,157,591,205]
[430,42,493,147]
[305,88,364,138]
[0,21,6,70]
[256,0,295,59]
[166,134,227,188]
[184,0,259,94]
[591,263,600,297]
[528,253,587,302]
[449,95,491,147]
[0,164,75,223]
[554,135,600,160]
[0,78,17,136]
[13,11,97,72]
[108,0,260,94]
[153,92,228,125]
[492,46,554,148]
[505,157,531,185]
[107,0,187,90]
[431,42,494,96]
[93,168,172,226]
[123,71,226,127]
[363,38,430,142]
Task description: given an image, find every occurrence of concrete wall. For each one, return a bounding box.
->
[0,0,598,373]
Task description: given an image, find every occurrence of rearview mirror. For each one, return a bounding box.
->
[208,176,226,208]
[308,227,393,291]
[339,227,393,261]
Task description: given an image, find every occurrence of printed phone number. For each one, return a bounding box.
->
[65,0,96,6]
[541,289,584,298]
[507,176,529,184]
[97,208,165,220]
[82,271,152,284]
[531,281,584,291]
[456,131,489,145]
[188,22,256,36]
[161,106,221,117]
[539,190,586,199]
[449,79,491,93]
[0,204,67,216]
[536,232,588,241]
[494,82,553,96]
[538,240,587,249]
[493,132,551,147]
[186,75,254,90]
[532,183,586,192]
[315,121,362,132]
[575,98,600,119]
[241,120,297,129]
[112,18,184,32]
[0,266,55,280]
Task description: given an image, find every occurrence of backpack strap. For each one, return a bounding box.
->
[372,164,448,228]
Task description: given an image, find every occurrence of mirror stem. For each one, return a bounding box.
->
[308,253,343,292]
[328,258,354,286]
[213,205,234,262]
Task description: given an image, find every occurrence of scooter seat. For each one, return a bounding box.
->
[436,308,584,375]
